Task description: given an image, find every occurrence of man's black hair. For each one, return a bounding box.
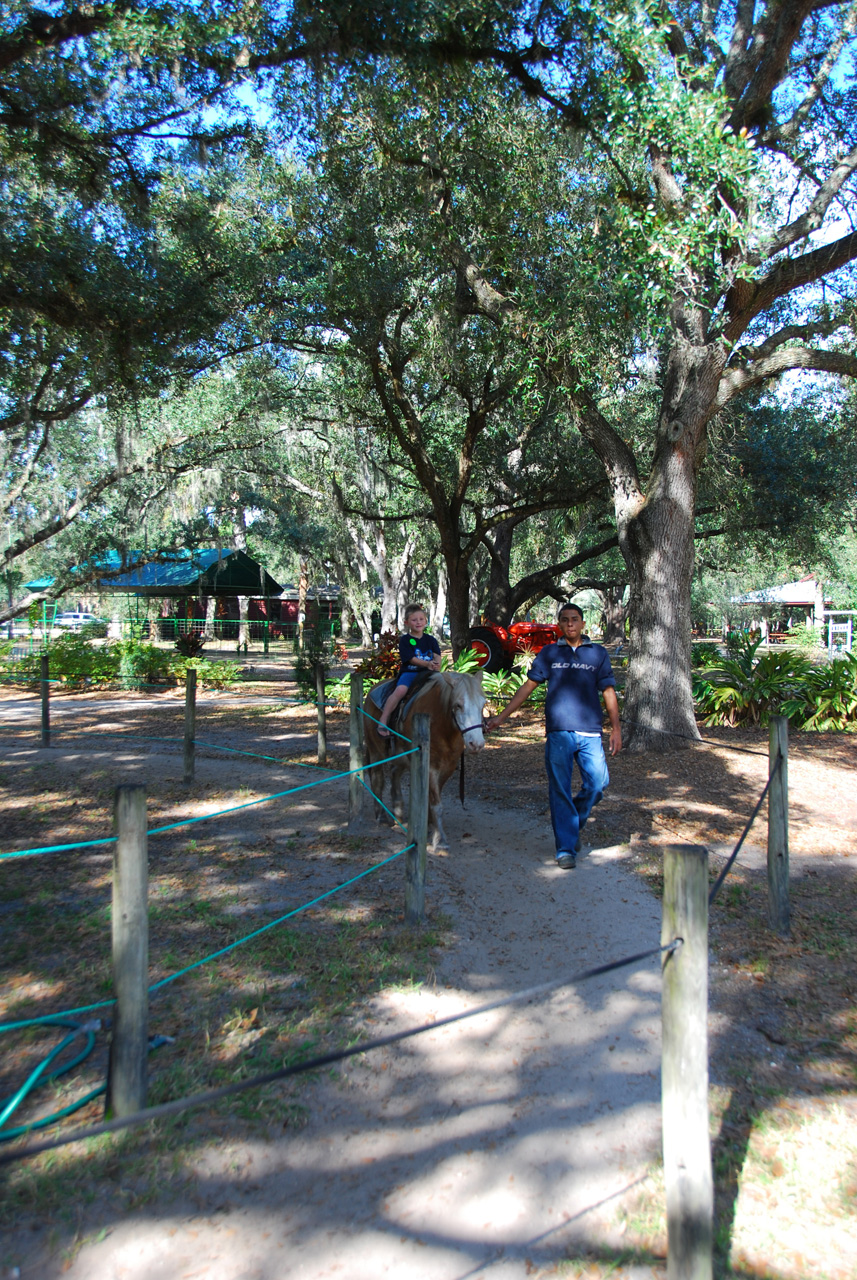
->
[557,602,585,621]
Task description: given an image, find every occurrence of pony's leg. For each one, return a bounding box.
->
[427,770,448,852]
[365,737,391,825]
[390,762,406,824]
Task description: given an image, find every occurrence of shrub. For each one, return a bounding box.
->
[79,619,108,639]
[48,634,120,686]
[691,641,719,668]
[173,655,242,689]
[692,637,857,730]
[117,639,172,689]
[780,653,857,730]
[353,630,401,682]
[481,668,526,706]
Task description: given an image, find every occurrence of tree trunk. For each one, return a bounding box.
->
[598,585,627,645]
[468,561,481,627]
[617,346,723,749]
[203,595,216,642]
[237,595,250,649]
[430,563,448,639]
[445,557,472,659]
[485,520,515,626]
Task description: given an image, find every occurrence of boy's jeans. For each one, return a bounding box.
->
[544,731,610,856]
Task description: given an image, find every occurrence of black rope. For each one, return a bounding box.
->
[708,754,782,905]
[619,717,770,757]
[0,940,680,1168]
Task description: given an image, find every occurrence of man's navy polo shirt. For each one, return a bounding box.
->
[527,637,616,735]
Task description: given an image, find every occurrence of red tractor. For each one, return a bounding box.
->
[467,620,561,673]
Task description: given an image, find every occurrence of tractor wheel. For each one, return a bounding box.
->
[468,627,511,674]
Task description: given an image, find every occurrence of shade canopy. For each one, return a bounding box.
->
[730,575,829,607]
[27,549,282,598]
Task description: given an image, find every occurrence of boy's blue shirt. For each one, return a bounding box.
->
[527,637,616,735]
[398,632,441,672]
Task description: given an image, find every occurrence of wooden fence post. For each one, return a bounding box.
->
[108,785,149,1117]
[40,653,50,747]
[348,673,365,831]
[183,667,196,785]
[316,660,327,766]
[406,713,430,925]
[767,715,789,937]
[662,844,713,1280]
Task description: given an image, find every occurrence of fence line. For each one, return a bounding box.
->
[0,940,679,1166]
[0,747,417,862]
[0,841,415,1037]
[707,756,781,904]
[619,716,770,757]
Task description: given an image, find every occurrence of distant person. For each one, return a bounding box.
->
[485,602,621,869]
[377,604,442,738]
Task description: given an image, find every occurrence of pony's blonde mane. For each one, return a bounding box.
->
[411,671,478,715]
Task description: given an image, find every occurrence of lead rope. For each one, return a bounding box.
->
[455,719,485,808]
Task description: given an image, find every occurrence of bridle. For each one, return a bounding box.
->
[455,716,486,735]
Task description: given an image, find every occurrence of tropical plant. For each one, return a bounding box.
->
[692,639,857,730]
[175,631,207,658]
[440,648,482,674]
[780,655,857,732]
[353,631,402,682]
[481,668,526,707]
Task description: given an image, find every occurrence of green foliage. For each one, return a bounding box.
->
[173,656,242,690]
[117,640,173,690]
[324,674,353,706]
[693,638,857,731]
[780,654,857,731]
[440,647,481,674]
[4,634,119,687]
[691,642,720,668]
[481,667,526,706]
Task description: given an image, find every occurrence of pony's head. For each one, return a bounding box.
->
[442,670,486,753]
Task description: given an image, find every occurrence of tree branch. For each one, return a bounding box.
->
[723,228,857,341]
[716,344,857,407]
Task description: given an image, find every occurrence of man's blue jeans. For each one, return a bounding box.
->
[545,731,610,857]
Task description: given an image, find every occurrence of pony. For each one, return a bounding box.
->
[364,671,486,851]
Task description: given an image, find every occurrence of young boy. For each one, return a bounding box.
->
[376,604,442,738]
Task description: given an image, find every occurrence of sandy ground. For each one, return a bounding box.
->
[1,690,668,1280]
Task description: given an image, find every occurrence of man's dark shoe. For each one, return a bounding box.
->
[556,852,576,870]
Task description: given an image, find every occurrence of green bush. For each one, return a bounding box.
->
[47,634,120,686]
[780,653,857,730]
[79,619,108,639]
[691,641,720,668]
[173,655,242,689]
[481,667,526,706]
[692,637,857,730]
[116,639,172,689]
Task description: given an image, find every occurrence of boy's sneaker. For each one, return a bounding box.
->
[556,853,576,870]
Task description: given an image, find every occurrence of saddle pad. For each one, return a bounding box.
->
[368,679,395,710]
